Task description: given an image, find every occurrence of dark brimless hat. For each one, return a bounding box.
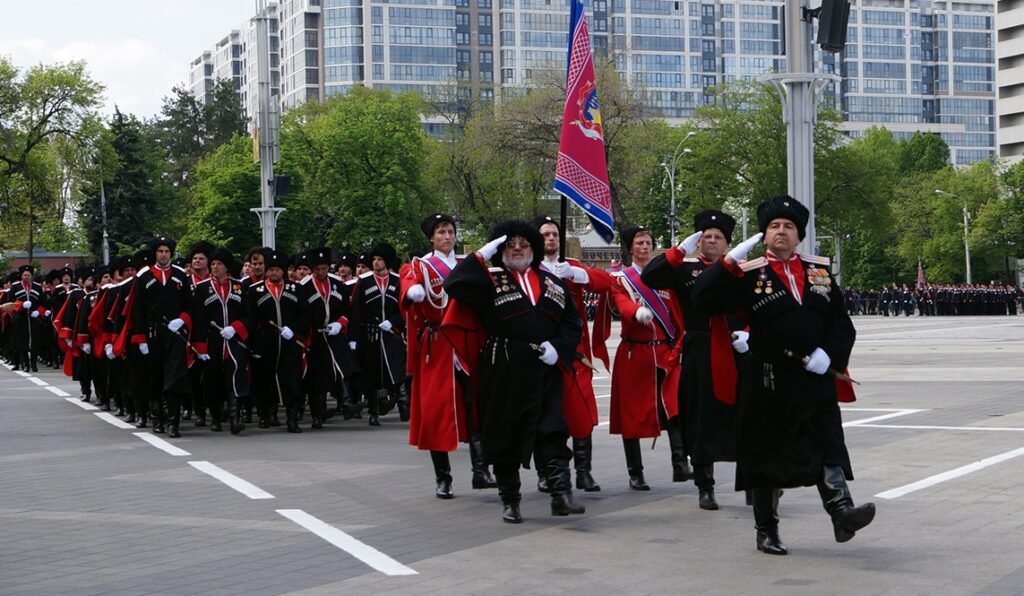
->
[263,251,287,271]
[757,195,809,241]
[369,243,400,271]
[530,215,561,234]
[693,210,737,244]
[308,247,332,267]
[620,226,651,253]
[149,235,177,253]
[421,213,457,240]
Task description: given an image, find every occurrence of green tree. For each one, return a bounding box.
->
[897,132,950,176]
[280,86,440,254]
[204,78,248,150]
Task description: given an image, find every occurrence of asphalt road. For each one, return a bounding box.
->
[2,315,1023,595]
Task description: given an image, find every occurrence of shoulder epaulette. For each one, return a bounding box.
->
[328,273,342,282]
[136,266,150,276]
[298,274,312,285]
[487,267,504,273]
[358,271,374,279]
[171,264,187,274]
[683,257,701,263]
[344,279,357,286]
[611,270,626,278]
[194,278,212,288]
[740,257,768,272]
[800,254,831,266]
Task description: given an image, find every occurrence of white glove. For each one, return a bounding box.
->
[406,284,426,303]
[804,347,831,375]
[104,344,115,359]
[198,353,211,362]
[138,343,149,356]
[44,310,51,317]
[167,318,185,333]
[726,232,764,263]
[22,300,32,309]
[378,320,393,333]
[326,322,342,336]
[679,230,703,255]
[731,330,750,354]
[220,326,236,340]
[537,341,558,366]
[65,339,73,348]
[478,234,508,260]
[635,306,654,324]
[569,266,589,284]
[348,341,357,351]
[30,311,39,318]
[81,343,92,355]
[280,326,294,341]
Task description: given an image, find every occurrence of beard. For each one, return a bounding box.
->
[504,254,532,272]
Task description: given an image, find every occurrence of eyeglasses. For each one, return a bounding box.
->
[504,239,532,249]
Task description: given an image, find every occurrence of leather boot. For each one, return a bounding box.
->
[311,393,325,429]
[430,451,454,499]
[468,436,497,489]
[166,396,181,438]
[667,421,692,482]
[694,464,718,510]
[150,401,165,434]
[286,406,302,433]
[623,439,649,490]
[534,453,551,493]
[379,388,396,416]
[753,488,787,555]
[495,466,522,523]
[243,405,254,424]
[573,436,601,492]
[397,382,410,422]
[549,459,585,516]
[368,390,382,426]
[230,395,245,435]
[818,465,875,543]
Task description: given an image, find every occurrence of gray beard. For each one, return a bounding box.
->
[505,254,531,272]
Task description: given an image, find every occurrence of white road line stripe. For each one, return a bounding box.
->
[597,421,609,427]
[65,397,99,411]
[133,432,191,456]
[95,412,136,430]
[876,447,1024,499]
[189,461,274,500]
[595,394,610,399]
[26,376,48,386]
[841,407,922,412]
[276,509,417,576]
[853,423,1024,433]
[14,370,30,377]
[46,386,70,397]
[843,409,924,427]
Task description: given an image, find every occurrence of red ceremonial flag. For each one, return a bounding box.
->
[553,0,615,243]
[916,259,926,289]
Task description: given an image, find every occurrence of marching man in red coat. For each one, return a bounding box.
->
[531,216,614,493]
[402,214,497,499]
[601,226,684,490]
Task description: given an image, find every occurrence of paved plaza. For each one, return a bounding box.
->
[1,316,1023,595]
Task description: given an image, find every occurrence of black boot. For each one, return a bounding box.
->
[623,439,649,490]
[397,382,410,422]
[549,459,586,516]
[534,453,551,493]
[150,401,165,434]
[230,395,245,435]
[286,406,302,433]
[468,436,497,489]
[573,436,601,492]
[694,464,718,510]
[243,405,254,424]
[311,393,325,429]
[166,397,181,438]
[430,451,454,499]
[495,466,522,524]
[368,390,382,426]
[667,421,692,482]
[753,488,787,555]
[818,465,875,543]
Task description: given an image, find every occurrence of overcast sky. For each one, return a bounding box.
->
[0,0,257,119]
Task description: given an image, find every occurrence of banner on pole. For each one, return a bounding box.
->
[553,0,615,243]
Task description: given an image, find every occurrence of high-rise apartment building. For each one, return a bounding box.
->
[191,0,997,164]
[189,5,280,120]
[997,0,1024,162]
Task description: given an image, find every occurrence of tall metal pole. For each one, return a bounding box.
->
[962,201,972,285]
[99,180,110,265]
[250,0,284,249]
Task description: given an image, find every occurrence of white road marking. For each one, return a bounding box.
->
[595,394,610,399]
[276,509,417,576]
[853,424,1024,433]
[26,376,48,386]
[65,397,99,411]
[841,407,920,412]
[597,421,609,427]
[14,370,30,377]
[843,409,924,427]
[876,447,1024,499]
[133,432,191,456]
[189,461,274,500]
[95,412,136,430]
[46,386,70,397]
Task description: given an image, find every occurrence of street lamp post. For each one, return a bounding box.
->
[935,189,972,284]
[660,131,696,246]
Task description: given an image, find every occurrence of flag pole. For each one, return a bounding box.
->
[559,197,568,262]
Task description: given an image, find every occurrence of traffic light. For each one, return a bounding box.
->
[816,0,851,53]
